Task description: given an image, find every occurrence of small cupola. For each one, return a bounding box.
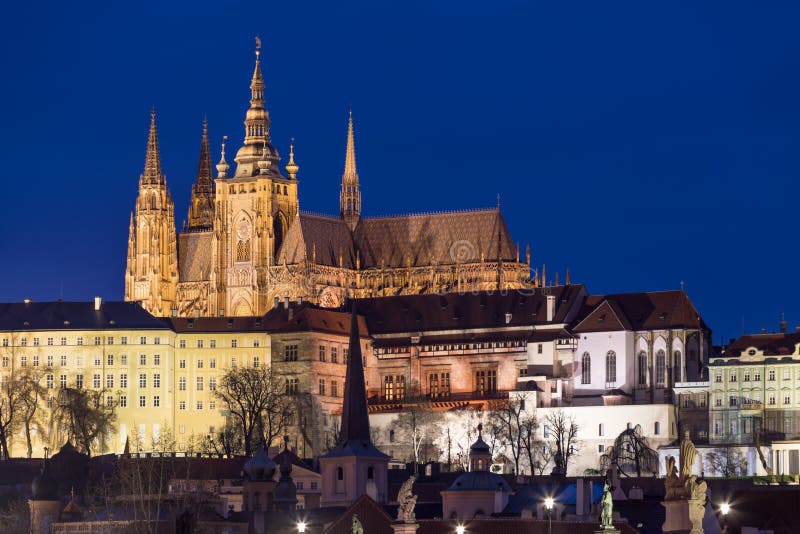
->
[469,424,492,472]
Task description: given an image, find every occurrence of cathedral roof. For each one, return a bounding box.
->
[353,208,516,268]
[572,290,708,333]
[0,301,170,331]
[277,213,356,268]
[178,231,213,281]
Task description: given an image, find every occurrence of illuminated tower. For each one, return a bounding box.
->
[340,110,361,230]
[187,118,215,229]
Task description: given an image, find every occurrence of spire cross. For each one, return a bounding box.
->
[496,193,501,210]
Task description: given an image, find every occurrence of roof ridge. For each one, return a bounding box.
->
[299,210,341,220]
[362,206,498,220]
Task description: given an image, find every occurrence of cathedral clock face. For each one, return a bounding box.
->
[236,220,251,240]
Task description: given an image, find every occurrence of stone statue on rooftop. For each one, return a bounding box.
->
[679,430,697,480]
[600,481,614,529]
[396,474,418,523]
[351,514,363,534]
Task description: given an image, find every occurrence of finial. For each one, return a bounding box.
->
[150,106,156,122]
[680,280,685,291]
[70,486,75,499]
[285,137,299,179]
[477,423,483,438]
[216,135,230,178]
[255,35,262,58]
[565,267,571,285]
[496,193,501,210]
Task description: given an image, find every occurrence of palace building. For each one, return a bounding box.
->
[124,44,534,318]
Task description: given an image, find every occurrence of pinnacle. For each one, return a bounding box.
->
[343,110,358,182]
[143,109,163,184]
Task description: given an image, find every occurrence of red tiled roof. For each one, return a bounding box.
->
[573,290,707,333]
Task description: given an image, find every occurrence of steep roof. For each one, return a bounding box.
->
[354,209,516,268]
[356,286,586,337]
[721,332,800,358]
[177,231,213,281]
[323,494,393,534]
[0,301,170,331]
[276,213,356,268]
[573,290,708,333]
[262,302,369,337]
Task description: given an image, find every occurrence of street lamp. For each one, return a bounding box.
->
[297,521,307,533]
[720,503,731,532]
[455,525,465,534]
[544,498,555,534]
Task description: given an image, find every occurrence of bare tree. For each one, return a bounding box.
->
[200,420,244,458]
[490,396,526,474]
[214,365,294,456]
[519,409,552,475]
[48,387,116,455]
[599,424,659,477]
[706,447,747,478]
[0,372,32,459]
[390,400,442,470]
[546,410,580,474]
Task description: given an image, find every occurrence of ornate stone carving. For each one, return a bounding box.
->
[396,474,418,523]
[350,514,363,534]
[600,481,614,529]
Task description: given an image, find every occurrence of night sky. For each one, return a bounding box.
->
[1,1,799,343]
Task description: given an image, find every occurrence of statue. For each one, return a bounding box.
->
[600,482,614,529]
[396,474,418,523]
[350,514,364,534]
[679,431,697,480]
[664,455,682,500]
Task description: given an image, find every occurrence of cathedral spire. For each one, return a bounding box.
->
[340,109,361,230]
[244,37,269,146]
[187,118,215,229]
[142,108,163,185]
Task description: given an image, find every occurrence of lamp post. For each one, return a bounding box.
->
[297,521,306,533]
[720,503,731,533]
[545,497,554,534]
[455,525,465,534]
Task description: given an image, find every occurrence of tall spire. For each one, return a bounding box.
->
[142,108,163,185]
[340,109,362,230]
[339,304,371,444]
[187,118,215,229]
[244,37,269,146]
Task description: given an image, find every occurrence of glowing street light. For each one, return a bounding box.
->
[297,521,307,533]
[720,503,731,516]
[544,497,555,534]
[544,498,554,510]
[455,525,466,534]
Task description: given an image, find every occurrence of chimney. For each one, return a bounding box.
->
[194,310,201,319]
[288,308,294,321]
[546,295,556,322]
[505,312,513,324]
[283,297,290,309]
[94,296,102,311]
[297,296,303,305]
[274,297,280,308]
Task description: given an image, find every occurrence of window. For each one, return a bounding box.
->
[120,374,128,388]
[77,337,83,346]
[729,396,737,407]
[179,377,186,391]
[253,356,259,368]
[605,351,617,383]
[153,395,160,408]
[46,355,53,367]
[209,377,217,391]
[714,394,721,407]
[319,346,326,362]
[106,396,114,408]
[179,401,186,410]
[107,354,114,366]
[769,370,776,381]
[581,352,591,384]
[121,336,127,345]
[714,372,722,383]
[598,423,604,436]
[344,348,350,363]
[210,358,216,369]
[197,358,204,369]
[769,393,776,405]
[1,356,7,368]
[654,422,661,435]
[179,359,186,369]
[286,378,299,394]
[93,374,101,389]
[784,369,791,380]
[319,379,326,395]
[285,345,298,361]
[210,340,216,348]
[94,356,101,366]
[331,380,338,397]
[153,374,161,388]
[699,394,707,408]
[107,337,114,345]
[730,371,737,383]
[94,336,101,346]
[60,355,67,366]
[60,374,67,388]
[655,350,666,387]
[1,339,6,347]
[253,340,259,348]
[231,357,237,368]
[139,355,146,366]
[20,355,27,367]
[33,355,39,367]
[140,337,146,345]
[139,373,146,388]
[179,340,186,348]
[46,374,54,389]
[76,375,84,389]
[310,482,318,490]
[47,337,53,346]
[785,395,792,405]
[139,396,146,407]
[119,395,127,407]
[231,339,238,348]
[637,352,647,385]
[120,354,127,365]
[153,354,160,365]
[154,337,160,345]
[106,374,114,388]
[197,340,203,348]
[331,347,338,364]
[429,372,451,398]
[209,401,216,410]
[474,369,497,395]
[32,337,39,346]
[196,401,203,410]
[196,377,203,391]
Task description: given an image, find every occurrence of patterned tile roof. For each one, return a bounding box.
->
[277,213,356,268]
[573,290,708,333]
[178,230,213,281]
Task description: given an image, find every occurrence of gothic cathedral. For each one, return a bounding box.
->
[125,45,535,317]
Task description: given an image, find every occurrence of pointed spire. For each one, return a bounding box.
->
[340,109,361,230]
[216,135,229,178]
[339,303,371,444]
[242,37,270,148]
[285,138,299,179]
[142,108,163,185]
[344,109,358,181]
[565,268,571,285]
[196,117,213,188]
[187,118,215,229]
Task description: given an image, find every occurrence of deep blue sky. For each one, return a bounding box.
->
[1,1,798,343]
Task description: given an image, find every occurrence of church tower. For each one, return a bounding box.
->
[125,109,178,316]
[340,110,361,230]
[187,118,215,229]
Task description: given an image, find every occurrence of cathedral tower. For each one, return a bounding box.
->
[187,118,215,229]
[340,110,361,230]
[125,109,178,316]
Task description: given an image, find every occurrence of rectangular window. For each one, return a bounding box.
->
[140,337,146,345]
[179,340,186,348]
[139,373,146,388]
[598,423,604,437]
[286,378,299,394]
[107,354,114,366]
[785,395,792,405]
[769,370,776,381]
[106,374,114,388]
[179,359,186,369]
[106,396,114,408]
[119,395,127,408]
[428,372,451,398]
[331,380,338,397]
[33,337,39,346]
[47,337,54,346]
[344,348,350,363]
[46,374,54,389]
[20,355,26,367]
[94,336,101,346]
[121,336,127,345]
[153,354,160,366]
[120,354,127,366]
[76,375,84,389]
[139,396,146,408]
[769,393,776,405]
[210,340,216,348]
[654,422,661,435]
[253,356,259,368]
[153,395,160,408]
[197,340,203,348]
[107,337,114,345]
[154,337,160,345]
[196,401,203,410]
[60,337,67,346]
[730,371,737,382]
[319,379,326,395]
[474,369,497,395]
[253,340,259,348]
[179,377,186,391]
[331,347,338,364]
[139,355,146,366]
[93,374,101,389]
[179,401,186,410]
[153,374,160,388]
[729,396,737,407]
[231,340,238,348]
[1,339,6,347]
[209,401,216,410]
[744,371,750,382]
[699,395,707,408]
[231,357,237,368]
[285,345,298,362]
[33,355,39,367]
[60,355,67,366]
[77,337,83,346]
[1,356,7,367]
[714,372,722,383]
[94,356,101,366]
[209,377,217,391]
[197,359,203,369]
[120,374,127,388]
[784,369,791,380]
[383,375,406,400]
[196,377,203,391]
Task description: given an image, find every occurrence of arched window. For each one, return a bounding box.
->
[389,429,395,443]
[337,466,344,480]
[581,352,591,384]
[673,350,682,383]
[637,351,647,385]
[273,214,285,258]
[606,351,617,383]
[236,239,250,262]
[656,350,666,387]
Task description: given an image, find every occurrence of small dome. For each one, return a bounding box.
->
[31,460,58,500]
[449,471,512,493]
[243,444,276,482]
[470,424,491,454]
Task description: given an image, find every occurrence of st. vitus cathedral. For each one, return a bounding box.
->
[125,44,536,317]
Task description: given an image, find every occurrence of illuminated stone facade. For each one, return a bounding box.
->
[125,45,534,318]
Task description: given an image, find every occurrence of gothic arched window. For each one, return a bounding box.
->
[236,239,250,262]
[581,352,591,384]
[656,350,666,387]
[606,351,617,383]
[673,350,682,383]
[638,351,647,385]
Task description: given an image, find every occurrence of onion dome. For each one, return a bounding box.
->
[285,139,299,179]
[470,424,491,455]
[243,442,276,482]
[31,459,58,500]
[216,136,230,178]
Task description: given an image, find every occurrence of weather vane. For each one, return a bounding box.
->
[255,35,262,56]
